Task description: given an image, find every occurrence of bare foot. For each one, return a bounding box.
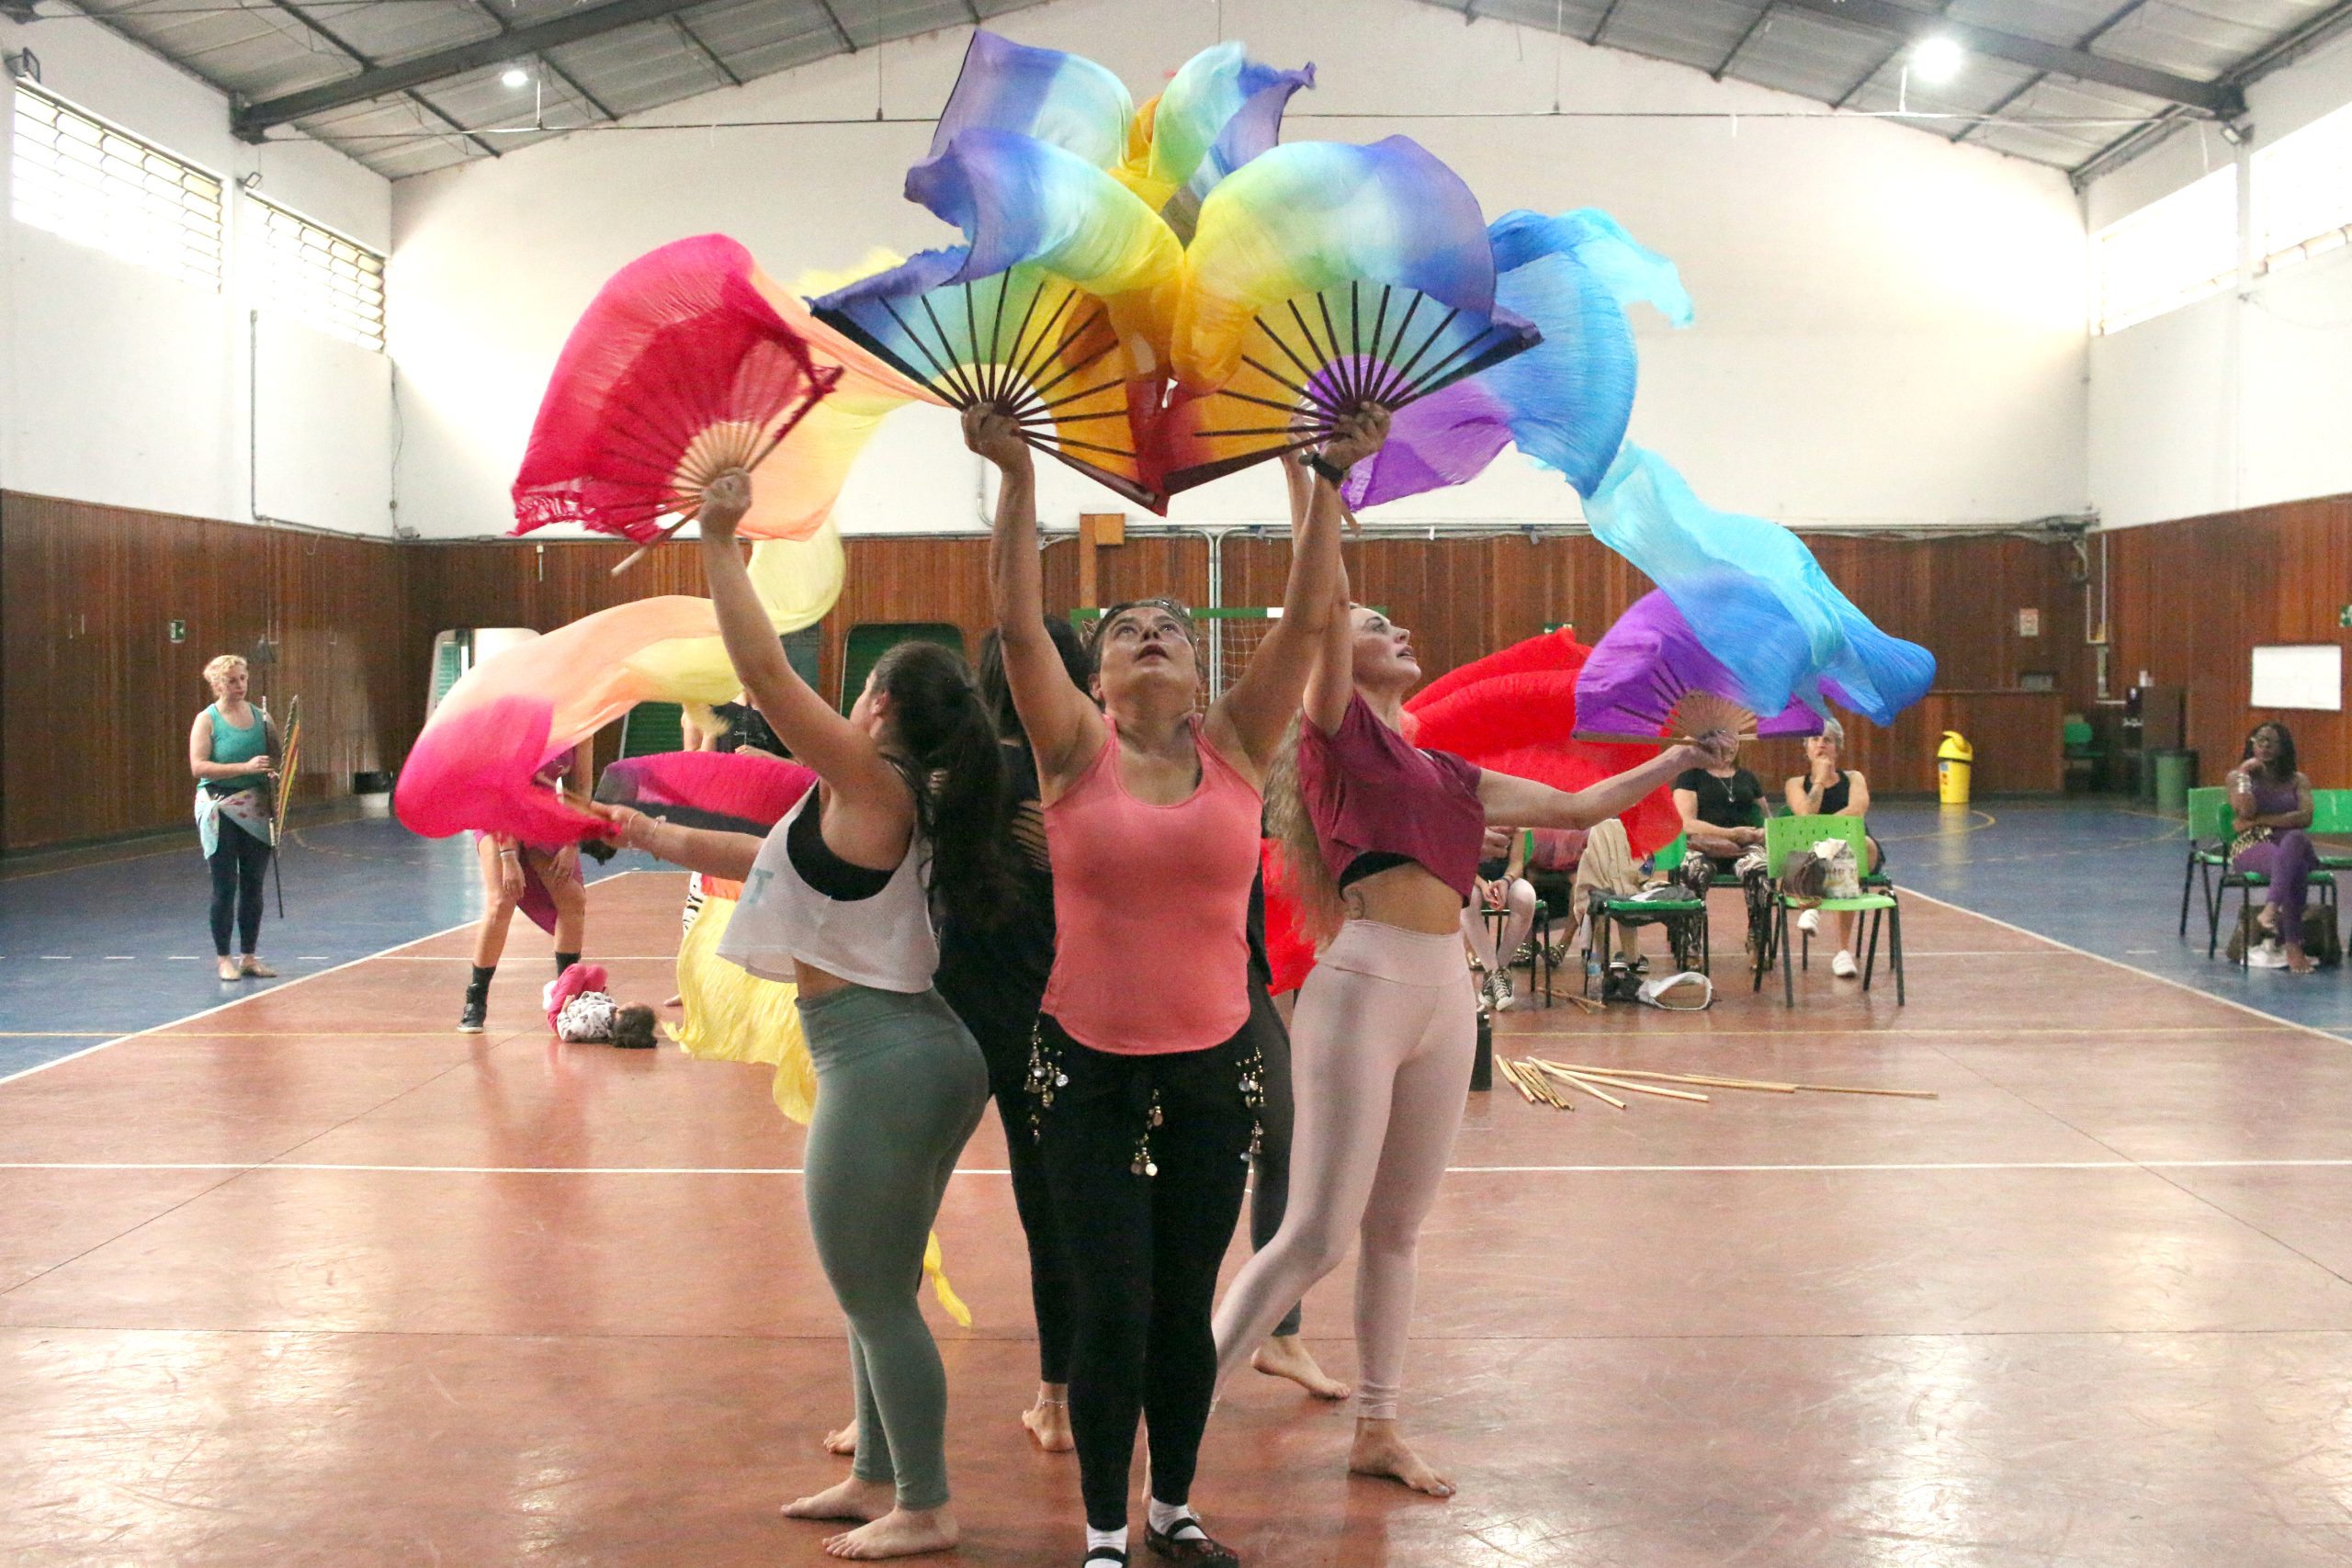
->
[822,1418,858,1456]
[1021,1387,1073,1451]
[217,958,243,981]
[2287,944,2317,976]
[662,993,684,1008]
[784,1475,893,1522]
[1349,1417,1454,1497]
[1252,1334,1352,1400]
[822,1505,957,1560]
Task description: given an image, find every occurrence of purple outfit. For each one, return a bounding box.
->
[1298,693,1487,898]
[2234,773,2321,947]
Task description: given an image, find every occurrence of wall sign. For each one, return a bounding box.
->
[2016,608,2041,638]
[168,619,187,644]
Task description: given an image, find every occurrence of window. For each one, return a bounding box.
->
[2091,166,2237,335]
[9,82,222,289]
[248,195,386,351]
[2255,99,2352,275]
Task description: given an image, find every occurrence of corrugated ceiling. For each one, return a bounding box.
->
[28,0,2352,182]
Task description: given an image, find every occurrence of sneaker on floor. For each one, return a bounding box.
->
[1831,949,1859,979]
[1494,973,1518,1012]
[458,998,487,1033]
[2246,941,2290,970]
[1797,908,1821,934]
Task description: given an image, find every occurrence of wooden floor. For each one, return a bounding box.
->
[8,869,2352,1566]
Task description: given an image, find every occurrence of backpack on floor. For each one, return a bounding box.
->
[2306,904,2342,967]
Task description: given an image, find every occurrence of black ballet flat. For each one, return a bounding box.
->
[1144,1523,1239,1567]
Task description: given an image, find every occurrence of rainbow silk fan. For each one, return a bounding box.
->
[1155,137,1540,497]
[812,129,1181,509]
[511,235,842,545]
[1573,591,1828,747]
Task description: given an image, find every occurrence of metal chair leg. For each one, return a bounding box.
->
[1891,901,1905,1005]
[1780,901,1795,1008]
[1861,908,1880,990]
[2178,853,2196,937]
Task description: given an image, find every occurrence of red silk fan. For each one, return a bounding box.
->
[511,234,842,552]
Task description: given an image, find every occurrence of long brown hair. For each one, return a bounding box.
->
[1265,716,1346,945]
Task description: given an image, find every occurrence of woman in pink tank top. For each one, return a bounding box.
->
[970,400,1387,1568]
[1209,536,1729,1498]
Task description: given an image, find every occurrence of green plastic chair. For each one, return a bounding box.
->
[2180,787,2231,941]
[1581,833,1710,998]
[1754,816,1902,1007]
[2313,789,2352,873]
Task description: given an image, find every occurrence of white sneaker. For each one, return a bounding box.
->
[1831,949,1859,979]
[2246,941,2290,969]
[1797,908,1821,934]
[1494,973,1518,1012]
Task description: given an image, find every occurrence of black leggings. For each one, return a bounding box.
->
[208,824,271,956]
[1035,1016,1256,1531]
[965,1010,1077,1386]
[1244,983,1302,1337]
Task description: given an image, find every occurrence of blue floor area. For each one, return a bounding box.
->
[0,817,644,1078]
[1871,798,2352,1040]
[3,800,2345,1083]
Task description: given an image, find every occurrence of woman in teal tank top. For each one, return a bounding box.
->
[187,654,279,981]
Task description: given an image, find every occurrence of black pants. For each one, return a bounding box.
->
[1036,1015,1255,1530]
[1243,983,1302,1338]
[208,824,271,956]
[963,1009,1076,1386]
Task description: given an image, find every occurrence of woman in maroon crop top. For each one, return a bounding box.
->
[1211,535,1730,1498]
[974,399,1386,1568]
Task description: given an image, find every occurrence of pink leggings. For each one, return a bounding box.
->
[1210,920,1476,1420]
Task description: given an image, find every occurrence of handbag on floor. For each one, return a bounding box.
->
[2225,903,2342,966]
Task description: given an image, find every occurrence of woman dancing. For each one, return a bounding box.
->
[601,468,1009,1560]
[931,617,1095,1453]
[974,400,1376,1568]
[1214,552,1730,1497]
[187,654,281,981]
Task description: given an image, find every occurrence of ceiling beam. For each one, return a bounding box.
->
[1952,0,2148,145]
[1776,0,2243,118]
[458,0,617,122]
[1587,0,1627,48]
[1713,3,1775,81]
[253,0,501,157]
[234,0,717,138]
[814,0,858,53]
[670,13,742,88]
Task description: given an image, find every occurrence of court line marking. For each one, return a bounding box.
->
[1508,1024,2300,1039]
[1894,887,2352,1047]
[5,1158,2352,1176]
[0,873,654,1089]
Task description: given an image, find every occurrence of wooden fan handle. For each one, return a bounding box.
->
[1572,729,1694,747]
[610,513,695,578]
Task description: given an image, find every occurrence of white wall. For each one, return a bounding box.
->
[0,12,393,533]
[2086,28,2352,528]
[390,0,2089,539]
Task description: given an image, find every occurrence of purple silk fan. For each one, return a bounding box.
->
[1575,590,1831,743]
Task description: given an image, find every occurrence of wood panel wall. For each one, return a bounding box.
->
[4,492,2124,853]
[2102,496,2352,792]
[1,492,416,852]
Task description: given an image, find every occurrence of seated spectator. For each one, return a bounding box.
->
[1783,719,1885,980]
[1674,742,1767,874]
[1463,825,1539,1010]
[2229,721,2322,975]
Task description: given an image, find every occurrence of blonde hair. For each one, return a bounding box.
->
[202,654,248,692]
[1266,717,1346,946]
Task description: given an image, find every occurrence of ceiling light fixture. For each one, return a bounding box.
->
[501,64,530,88]
[1909,35,1965,85]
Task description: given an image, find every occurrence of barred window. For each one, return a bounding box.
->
[2091,165,2238,335]
[9,82,222,289]
[2255,100,2352,275]
[248,195,386,351]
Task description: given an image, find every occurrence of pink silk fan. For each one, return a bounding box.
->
[511,235,842,553]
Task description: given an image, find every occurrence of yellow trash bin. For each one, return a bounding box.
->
[1937,731,1973,807]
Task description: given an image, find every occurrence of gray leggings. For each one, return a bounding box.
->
[799,984,989,1513]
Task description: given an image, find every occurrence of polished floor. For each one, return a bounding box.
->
[6,807,2352,1565]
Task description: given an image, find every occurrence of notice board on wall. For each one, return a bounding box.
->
[2250,645,2345,711]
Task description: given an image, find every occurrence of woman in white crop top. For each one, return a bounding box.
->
[600,470,1012,1562]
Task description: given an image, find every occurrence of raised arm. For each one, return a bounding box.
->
[696,470,904,809]
[1483,735,1734,831]
[1296,449,1355,739]
[1219,408,1388,767]
[969,407,1102,790]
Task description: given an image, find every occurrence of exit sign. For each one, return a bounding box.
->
[2341,604,2351,628]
